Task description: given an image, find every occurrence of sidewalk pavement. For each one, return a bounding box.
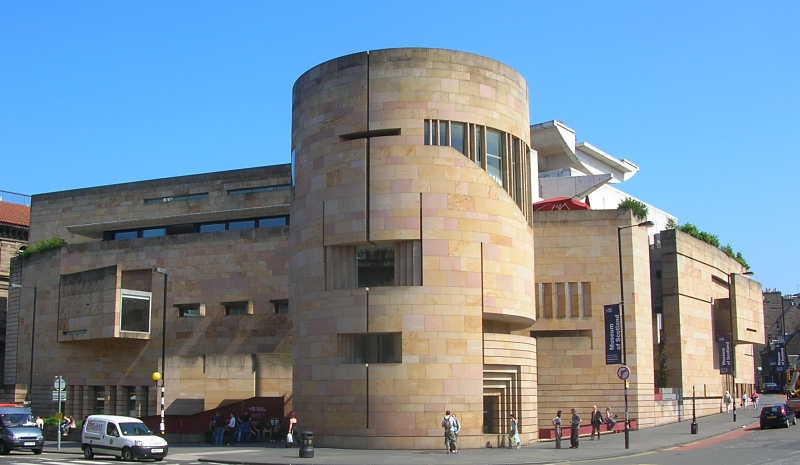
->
[42,406,766,465]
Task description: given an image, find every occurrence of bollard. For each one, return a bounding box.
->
[690,422,698,434]
[299,431,314,458]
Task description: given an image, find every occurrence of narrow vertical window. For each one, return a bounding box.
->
[424,120,431,145]
[486,129,503,186]
[475,126,483,165]
[513,138,523,204]
[439,121,448,147]
[451,123,465,154]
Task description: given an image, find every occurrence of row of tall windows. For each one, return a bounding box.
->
[104,215,289,241]
[536,282,593,318]
[143,184,290,204]
[423,119,532,223]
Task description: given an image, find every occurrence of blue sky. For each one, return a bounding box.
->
[1,1,798,293]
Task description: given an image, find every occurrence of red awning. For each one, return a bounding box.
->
[532,197,591,212]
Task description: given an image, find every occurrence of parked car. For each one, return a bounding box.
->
[760,404,796,429]
[759,382,782,394]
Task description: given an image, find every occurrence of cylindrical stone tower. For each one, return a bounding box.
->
[290,48,536,449]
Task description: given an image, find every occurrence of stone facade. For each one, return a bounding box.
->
[532,209,656,433]
[651,228,763,415]
[6,166,294,417]
[290,49,536,449]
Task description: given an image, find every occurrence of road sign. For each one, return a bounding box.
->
[617,365,631,380]
[54,379,66,390]
[52,391,67,402]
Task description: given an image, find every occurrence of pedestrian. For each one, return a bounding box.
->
[569,408,580,449]
[589,405,603,440]
[552,410,562,449]
[508,413,520,449]
[724,390,732,412]
[35,416,43,429]
[604,407,617,431]
[442,410,457,453]
[741,393,747,408]
[212,412,226,445]
[451,413,460,452]
[751,391,759,409]
[287,412,298,448]
[227,413,236,444]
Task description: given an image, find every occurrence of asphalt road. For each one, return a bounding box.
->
[7,394,795,465]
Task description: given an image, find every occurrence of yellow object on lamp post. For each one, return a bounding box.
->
[152,372,162,382]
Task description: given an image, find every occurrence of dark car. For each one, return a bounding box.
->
[760,404,796,429]
[759,382,782,394]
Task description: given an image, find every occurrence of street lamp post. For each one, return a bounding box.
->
[10,283,36,405]
[153,268,168,436]
[617,220,654,450]
[727,271,754,423]
[780,294,788,402]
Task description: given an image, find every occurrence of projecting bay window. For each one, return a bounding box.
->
[120,290,151,334]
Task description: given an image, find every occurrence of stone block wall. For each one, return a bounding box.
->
[532,209,656,434]
[290,48,535,449]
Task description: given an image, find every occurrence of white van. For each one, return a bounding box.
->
[81,415,168,461]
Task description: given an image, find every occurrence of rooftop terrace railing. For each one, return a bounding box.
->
[0,190,31,206]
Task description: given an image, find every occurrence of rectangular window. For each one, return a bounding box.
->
[424,119,431,145]
[581,282,592,317]
[114,231,139,240]
[451,123,466,154]
[513,138,523,204]
[120,290,151,333]
[271,299,289,314]
[142,228,166,238]
[356,244,395,287]
[228,220,256,230]
[176,303,205,317]
[259,217,289,228]
[475,126,483,165]
[354,333,402,364]
[223,301,253,316]
[486,129,503,186]
[228,185,291,195]
[199,223,226,233]
[128,387,137,417]
[94,386,105,414]
[439,121,448,147]
[144,193,208,204]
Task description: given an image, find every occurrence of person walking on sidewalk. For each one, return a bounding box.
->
[724,390,732,412]
[552,410,562,449]
[751,391,759,409]
[508,413,520,449]
[590,405,603,440]
[569,408,581,449]
[442,410,457,454]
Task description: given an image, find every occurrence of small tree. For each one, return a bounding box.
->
[617,197,649,221]
[666,218,678,230]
